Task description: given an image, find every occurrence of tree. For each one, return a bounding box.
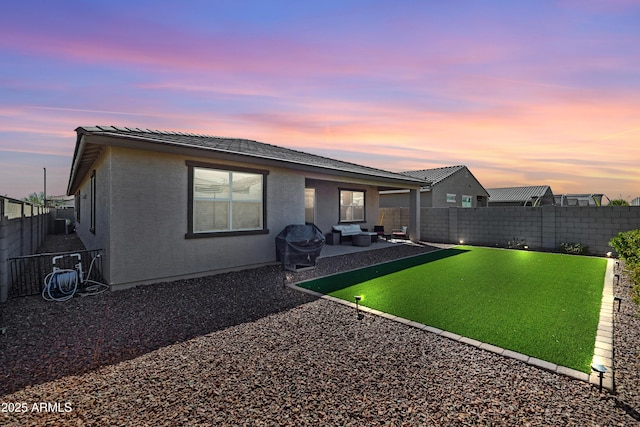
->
[23,192,45,206]
[608,199,630,206]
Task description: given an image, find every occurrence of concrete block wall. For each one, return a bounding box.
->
[554,206,640,255]
[382,205,640,255]
[378,207,410,235]
[51,208,76,224]
[421,208,449,242]
[0,198,51,302]
[454,207,543,248]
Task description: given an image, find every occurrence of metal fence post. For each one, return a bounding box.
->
[0,212,9,303]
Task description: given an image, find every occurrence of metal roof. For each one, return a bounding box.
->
[486,186,552,203]
[68,126,427,194]
[554,194,607,207]
[401,165,466,186]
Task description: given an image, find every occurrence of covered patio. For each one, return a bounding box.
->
[318,237,440,258]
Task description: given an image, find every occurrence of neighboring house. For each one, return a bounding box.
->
[66,126,427,289]
[379,165,489,208]
[632,197,640,206]
[48,195,75,208]
[554,194,609,207]
[487,186,555,207]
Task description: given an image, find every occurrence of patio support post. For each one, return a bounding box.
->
[409,188,421,242]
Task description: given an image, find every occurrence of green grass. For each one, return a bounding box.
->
[297,246,607,373]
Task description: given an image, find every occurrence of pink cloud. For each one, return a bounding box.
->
[1,1,638,201]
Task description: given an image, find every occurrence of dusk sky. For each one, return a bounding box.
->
[1,0,639,201]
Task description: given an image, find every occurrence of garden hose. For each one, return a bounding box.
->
[42,269,79,302]
[42,254,108,301]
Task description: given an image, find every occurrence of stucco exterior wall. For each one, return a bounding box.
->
[306,179,381,235]
[431,172,487,208]
[69,139,421,288]
[379,170,487,208]
[99,147,307,288]
[379,192,410,208]
[73,150,112,282]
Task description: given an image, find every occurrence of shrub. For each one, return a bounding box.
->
[609,229,640,266]
[507,237,527,250]
[632,267,640,307]
[609,229,640,309]
[559,242,589,255]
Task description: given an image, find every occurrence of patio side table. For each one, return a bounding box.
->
[352,234,372,247]
[326,231,340,245]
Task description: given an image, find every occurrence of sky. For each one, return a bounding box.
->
[1,0,639,202]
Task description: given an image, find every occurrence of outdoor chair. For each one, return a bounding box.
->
[392,226,408,240]
[374,225,390,241]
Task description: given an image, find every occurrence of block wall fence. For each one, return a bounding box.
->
[0,197,51,302]
[379,206,640,256]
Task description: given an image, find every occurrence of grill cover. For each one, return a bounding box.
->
[275,224,325,267]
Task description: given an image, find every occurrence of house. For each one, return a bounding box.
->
[48,195,75,208]
[487,186,555,207]
[379,165,489,208]
[554,194,609,207]
[632,197,640,207]
[66,126,427,289]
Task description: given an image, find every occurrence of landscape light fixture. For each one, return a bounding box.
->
[459,240,464,244]
[354,295,363,320]
[591,363,607,393]
[614,296,622,312]
[606,252,612,258]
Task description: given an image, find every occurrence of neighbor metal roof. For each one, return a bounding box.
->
[68,126,427,194]
[401,165,466,186]
[486,186,552,203]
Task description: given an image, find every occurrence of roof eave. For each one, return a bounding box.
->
[66,132,85,196]
[69,127,429,191]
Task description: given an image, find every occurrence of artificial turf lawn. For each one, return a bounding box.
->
[297,246,607,373]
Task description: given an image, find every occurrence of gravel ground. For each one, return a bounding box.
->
[0,235,639,426]
[613,261,640,420]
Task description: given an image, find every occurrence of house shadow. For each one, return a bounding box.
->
[0,263,318,396]
[0,236,448,396]
[0,241,447,396]
[294,247,470,294]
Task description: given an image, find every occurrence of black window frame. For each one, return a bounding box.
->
[90,170,96,234]
[338,188,366,224]
[75,190,81,223]
[185,160,269,239]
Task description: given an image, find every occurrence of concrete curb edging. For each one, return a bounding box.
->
[589,257,615,391]
[288,257,615,391]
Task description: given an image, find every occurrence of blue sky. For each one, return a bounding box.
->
[1,0,639,201]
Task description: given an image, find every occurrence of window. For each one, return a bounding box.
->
[90,171,96,233]
[186,161,268,237]
[340,189,365,222]
[75,191,81,223]
[462,195,472,208]
[447,193,456,203]
[305,188,315,224]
